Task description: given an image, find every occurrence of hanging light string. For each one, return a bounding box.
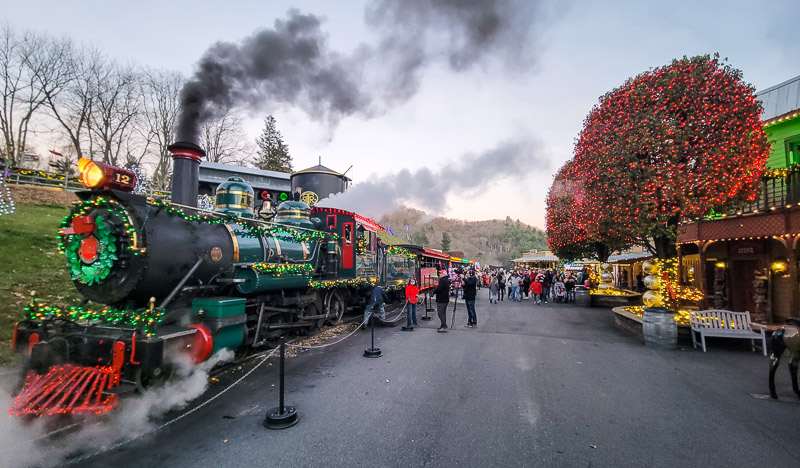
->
[0,163,15,216]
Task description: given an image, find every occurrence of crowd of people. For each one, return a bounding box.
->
[483,267,592,305]
[360,266,597,334]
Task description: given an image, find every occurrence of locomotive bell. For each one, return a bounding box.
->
[214,177,255,218]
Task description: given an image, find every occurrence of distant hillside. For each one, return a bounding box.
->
[378,207,547,266]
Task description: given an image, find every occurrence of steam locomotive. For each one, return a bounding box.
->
[10,142,464,417]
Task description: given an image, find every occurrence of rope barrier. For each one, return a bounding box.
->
[61,317,370,465]
[64,349,277,466]
[285,322,364,350]
[38,302,404,465]
[383,302,408,324]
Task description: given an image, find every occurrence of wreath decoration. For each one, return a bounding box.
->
[356,233,368,255]
[64,216,118,285]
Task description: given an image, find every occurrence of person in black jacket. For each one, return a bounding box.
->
[463,271,478,327]
[363,285,389,327]
[434,271,451,332]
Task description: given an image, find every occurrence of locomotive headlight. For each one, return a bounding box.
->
[78,158,136,191]
[79,158,106,188]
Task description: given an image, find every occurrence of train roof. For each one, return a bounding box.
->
[311,206,384,232]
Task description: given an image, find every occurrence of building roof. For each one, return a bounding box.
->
[756,74,800,122]
[292,163,352,181]
[606,251,653,263]
[199,161,291,190]
[512,254,560,263]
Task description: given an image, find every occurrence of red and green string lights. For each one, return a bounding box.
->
[386,246,414,259]
[25,299,165,335]
[309,277,378,289]
[151,198,336,243]
[251,262,314,276]
[547,54,770,260]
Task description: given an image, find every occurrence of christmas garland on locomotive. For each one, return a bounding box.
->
[9,142,428,418]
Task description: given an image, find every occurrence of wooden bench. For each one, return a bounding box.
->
[689,310,767,355]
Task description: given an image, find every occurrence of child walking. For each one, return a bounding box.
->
[489,277,499,304]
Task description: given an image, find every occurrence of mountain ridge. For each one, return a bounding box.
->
[378,207,547,266]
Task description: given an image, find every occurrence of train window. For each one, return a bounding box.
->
[327,215,336,229]
[344,224,352,245]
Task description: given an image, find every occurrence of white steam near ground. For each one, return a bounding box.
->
[316,138,547,220]
[0,349,232,468]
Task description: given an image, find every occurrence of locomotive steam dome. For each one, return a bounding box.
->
[274,200,315,229]
[290,161,350,205]
[214,176,254,218]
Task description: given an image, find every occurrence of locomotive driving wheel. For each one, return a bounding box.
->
[134,365,172,392]
[324,290,345,325]
[299,303,322,335]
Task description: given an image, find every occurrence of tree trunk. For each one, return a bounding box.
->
[593,242,610,262]
[653,235,677,259]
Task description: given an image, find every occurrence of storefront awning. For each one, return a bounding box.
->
[606,252,653,264]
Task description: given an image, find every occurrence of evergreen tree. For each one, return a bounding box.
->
[440,232,452,251]
[412,230,429,247]
[255,115,293,172]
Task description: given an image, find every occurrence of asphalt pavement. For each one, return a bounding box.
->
[76,291,800,468]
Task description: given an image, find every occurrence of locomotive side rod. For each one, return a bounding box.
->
[159,257,205,309]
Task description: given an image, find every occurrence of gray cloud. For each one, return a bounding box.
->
[316,138,546,219]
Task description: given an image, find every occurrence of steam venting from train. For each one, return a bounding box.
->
[316,138,547,219]
[0,351,232,467]
[176,0,548,141]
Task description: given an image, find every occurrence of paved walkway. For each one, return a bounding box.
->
[76,294,800,467]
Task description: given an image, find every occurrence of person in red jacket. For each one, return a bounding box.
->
[530,279,543,305]
[405,278,420,329]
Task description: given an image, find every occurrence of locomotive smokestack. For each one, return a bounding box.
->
[168,141,206,207]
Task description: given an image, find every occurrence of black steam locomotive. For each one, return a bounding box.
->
[10,142,458,417]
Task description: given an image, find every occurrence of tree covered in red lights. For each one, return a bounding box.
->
[546,160,630,261]
[571,54,770,258]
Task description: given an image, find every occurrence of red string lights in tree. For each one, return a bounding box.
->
[568,54,769,258]
[546,160,632,261]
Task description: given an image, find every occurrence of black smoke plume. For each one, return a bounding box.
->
[176,11,367,141]
[176,1,549,141]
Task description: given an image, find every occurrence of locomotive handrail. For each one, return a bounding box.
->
[159,257,205,309]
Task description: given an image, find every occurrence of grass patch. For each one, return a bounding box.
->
[0,204,82,365]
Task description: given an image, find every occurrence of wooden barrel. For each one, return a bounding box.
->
[575,286,591,307]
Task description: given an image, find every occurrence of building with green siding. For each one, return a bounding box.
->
[760,75,800,170]
[677,74,800,323]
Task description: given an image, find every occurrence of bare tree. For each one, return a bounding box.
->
[139,67,183,190]
[87,60,141,166]
[43,45,104,162]
[0,25,73,167]
[199,108,253,164]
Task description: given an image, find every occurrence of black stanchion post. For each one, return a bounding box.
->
[421,292,433,320]
[451,291,458,329]
[364,312,382,358]
[401,301,413,331]
[263,336,299,429]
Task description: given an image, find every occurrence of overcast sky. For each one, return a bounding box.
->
[5,0,798,228]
